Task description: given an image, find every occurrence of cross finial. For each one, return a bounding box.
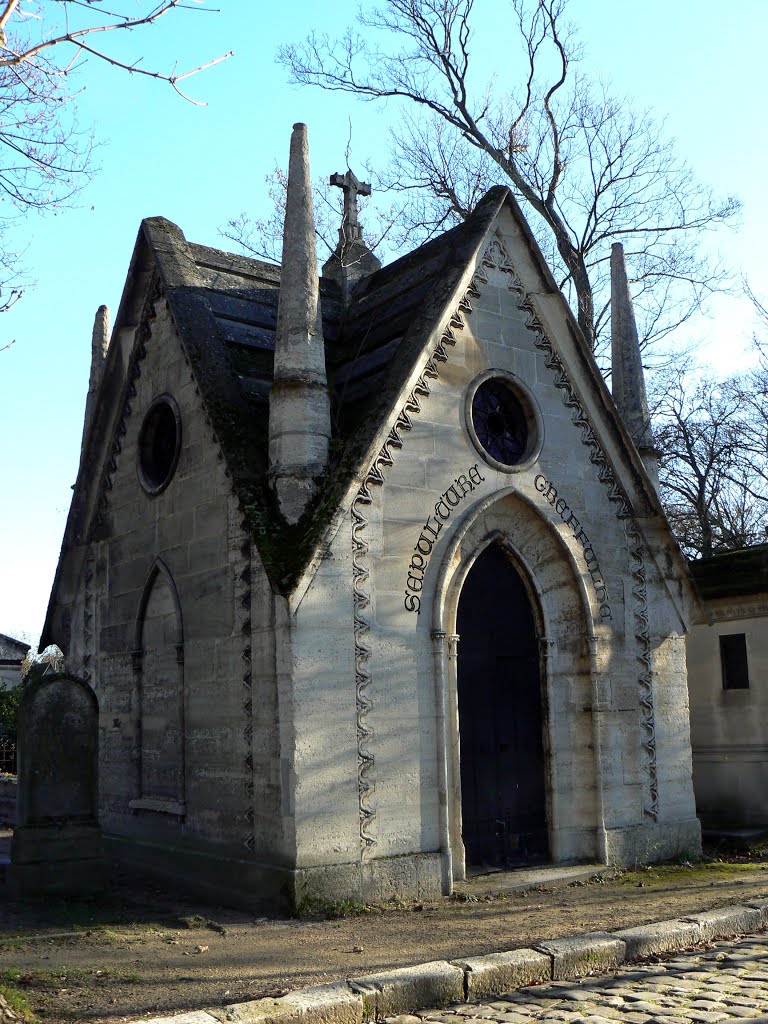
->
[322,167,380,298]
[329,169,371,242]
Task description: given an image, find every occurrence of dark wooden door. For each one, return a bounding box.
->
[456,544,548,868]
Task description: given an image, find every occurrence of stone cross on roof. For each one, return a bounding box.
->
[329,169,371,243]
[322,167,381,301]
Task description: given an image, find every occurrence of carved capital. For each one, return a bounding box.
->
[431,630,446,655]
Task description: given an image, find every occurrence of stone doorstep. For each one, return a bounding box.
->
[140,904,768,1024]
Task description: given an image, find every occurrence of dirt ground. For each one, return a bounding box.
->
[1,852,768,1024]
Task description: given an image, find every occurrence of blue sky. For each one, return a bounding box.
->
[1,1,766,643]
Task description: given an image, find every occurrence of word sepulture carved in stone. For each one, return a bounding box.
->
[404,464,486,613]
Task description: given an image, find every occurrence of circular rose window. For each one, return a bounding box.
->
[137,394,181,495]
[466,371,542,472]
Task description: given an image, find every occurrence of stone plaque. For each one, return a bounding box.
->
[10,670,106,897]
[17,673,98,825]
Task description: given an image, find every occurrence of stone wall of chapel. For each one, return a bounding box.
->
[66,302,281,857]
[642,548,697,826]
[287,218,698,871]
[286,522,360,870]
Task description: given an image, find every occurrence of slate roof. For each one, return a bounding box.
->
[132,187,508,586]
[145,187,505,442]
[689,544,768,600]
[51,180,672,615]
[0,634,29,661]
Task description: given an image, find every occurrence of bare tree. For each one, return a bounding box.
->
[0,1,231,325]
[653,367,768,558]
[278,0,738,356]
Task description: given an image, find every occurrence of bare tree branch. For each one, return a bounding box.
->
[278,0,739,357]
[652,364,768,557]
[0,0,230,336]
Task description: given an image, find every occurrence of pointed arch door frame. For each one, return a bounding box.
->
[454,538,549,870]
[430,489,606,889]
[130,557,187,815]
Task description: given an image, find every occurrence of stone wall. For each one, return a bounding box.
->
[45,202,701,908]
[286,211,699,900]
[687,596,768,826]
[60,301,283,875]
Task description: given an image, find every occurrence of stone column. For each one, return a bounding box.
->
[80,304,110,457]
[268,123,331,524]
[610,243,660,489]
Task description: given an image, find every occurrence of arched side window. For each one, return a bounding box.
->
[130,559,186,816]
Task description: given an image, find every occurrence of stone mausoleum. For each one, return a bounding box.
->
[686,545,768,828]
[43,124,702,909]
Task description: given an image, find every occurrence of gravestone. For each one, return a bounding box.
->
[9,669,107,896]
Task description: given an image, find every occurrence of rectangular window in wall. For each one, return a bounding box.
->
[720,633,749,690]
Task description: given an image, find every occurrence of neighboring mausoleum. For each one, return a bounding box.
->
[687,545,768,828]
[43,123,702,910]
[0,634,29,691]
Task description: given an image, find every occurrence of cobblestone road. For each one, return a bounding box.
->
[389,936,768,1024]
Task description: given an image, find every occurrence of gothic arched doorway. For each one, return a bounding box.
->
[456,543,549,868]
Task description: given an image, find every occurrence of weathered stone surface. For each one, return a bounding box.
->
[42,148,703,911]
[268,122,330,523]
[16,670,98,823]
[216,983,362,1024]
[682,906,762,941]
[535,933,626,980]
[384,936,768,1024]
[145,1014,220,1024]
[614,919,701,960]
[9,669,107,897]
[745,898,768,928]
[453,949,551,998]
[349,962,464,1020]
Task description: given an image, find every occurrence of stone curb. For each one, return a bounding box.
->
[145,902,768,1024]
[452,948,550,1000]
[533,931,625,981]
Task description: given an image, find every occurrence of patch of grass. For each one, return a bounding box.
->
[0,982,38,1022]
[0,966,141,991]
[296,896,372,919]
[617,859,767,888]
[175,913,228,935]
[0,938,30,952]
[176,914,207,929]
[0,924,124,951]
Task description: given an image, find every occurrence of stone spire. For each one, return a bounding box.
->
[81,304,110,455]
[610,242,659,488]
[268,123,331,524]
[321,168,381,304]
